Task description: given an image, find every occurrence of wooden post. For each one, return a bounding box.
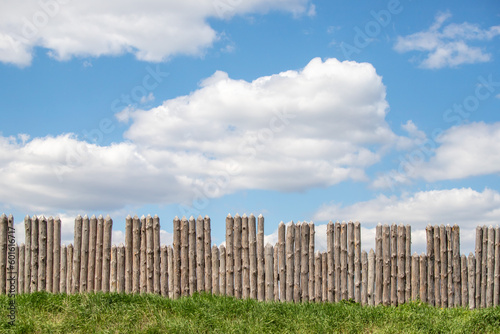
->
[494,226,500,307]
[242,215,250,298]
[220,245,226,295]
[234,214,242,298]
[274,243,279,301]
[196,215,204,293]
[286,221,294,302]
[347,222,354,301]
[226,214,234,297]
[341,222,348,301]
[375,224,382,306]
[487,226,494,307]
[439,225,446,307]
[265,243,274,301]
[481,225,488,308]
[368,248,375,306]
[446,225,452,307]
[0,214,7,294]
[420,254,427,303]
[153,215,161,295]
[46,216,54,293]
[140,215,147,293]
[168,246,174,299]
[132,215,141,294]
[31,216,39,293]
[19,244,25,294]
[475,226,482,308]
[382,224,390,306]
[125,215,133,294]
[322,252,328,302]
[110,245,117,293]
[390,223,397,306]
[160,245,168,297]
[315,251,322,303]
[405,225,411,303]
[434,225,441,307]
[397,224,405,305]
[87,215,97,292]
[327,221,334,303]
[361,250,367,306]
[79,215,89,293]
[53,217,61,293]
[301,222,309,301]
[181,216,190,296]
[95,215,104,292]
[334,222,341,302]
[452,225,461,307]
[102,215,112,293]
[146,215,156,294]
[461,254,468,308]
[468,253,475,309]
[60,245,67,293]
[411,252,419,300]
[173,216,181,299]
[249,214,257,299]
[426,225,434,306]
[24,215,31,293]
[39,216,47,291]
[257,214,265,301]
[309,222,315,302]
[118,244,125,293]
[66,244,73,293]
[212,245,219,295]
[204,216,212,293]
[354,222,361,303]
[277,222,286,301]
[294,222,301,303]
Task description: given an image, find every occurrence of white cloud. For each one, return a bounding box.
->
[0,0,311,66]
[394,12,500,68]
[313,187,500,254]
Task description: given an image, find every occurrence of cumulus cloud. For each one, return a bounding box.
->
[0,0,311,66]
[394,12,500,68]
[313,187,500,254]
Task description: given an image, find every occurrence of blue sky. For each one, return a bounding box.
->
[0,0,499,254]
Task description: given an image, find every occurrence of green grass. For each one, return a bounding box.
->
[1,292,500,333]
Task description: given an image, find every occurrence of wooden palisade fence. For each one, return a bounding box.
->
[1,213,499,309]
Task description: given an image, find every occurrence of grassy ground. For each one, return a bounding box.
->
[1,292,500,334]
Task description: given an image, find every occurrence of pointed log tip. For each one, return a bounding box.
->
[147,214,152,218]
[181,216,188,221]
[55,216,61,222]
[234,213,240,218]
[76,214,82,219]
[91,214,97,219]
[0,213,6,218]
[197,214,203,220]
[279,221,284,226]
[226,213,232,218]
[204,215,210,219]
[141,214,146,219]
[24,214,30,220]
[242,213,247,218]
[173,216,179,221]
[189,216,195,221]
[249,213,255,218]
[126,214,131,219]
[154,214,159,218]
[258,214,263,218]
[98,214,104,219]
[105,215,112,221]
[133,214,139,219]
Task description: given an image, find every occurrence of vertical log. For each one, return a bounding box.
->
[14,243,18,295]
[0,214,7,294]
[420,254,427,303]
[439,225,446,308]
[315,251,322,303]
[46,216,54,293]
[286,221,294,302]
[397,224,405,305]
[426,225,434,306]
[481,225,488,308]
[212,245,219,295]
[390,223,397,306]
[19,244,25,294]
[39,216,47,291]
[118,244,125,293]
[487,226,494,307]
[153,215,161,295]
[294,222,301,303]
[382,224,390,306]
[173,216,181,299]
[87,215,97,292]
[446,225,453,307]
[334,222,341,302]
[147,215,156,294]
[354,222,361,303]
[341,222,348,301]
[309,222,315,302]
[226,214,234,297]
[322,252,328,302]
[277,221,286,301]
[168,246,174,299]
[301,222,309,301]
[347,222,354,301]
[60,245,67,293]
[375,224,382,306]
[31,216,39,293]
[140,215,147,293]
[24,215,31,293]
[196,215,204,293]
[204,216,212,293]
[452,225,461,307]
[368,248,375,306]
[494,226,500,307]
[67,244,73,294]
[132,215,141,294]
[265,243,274,301]
[434,225,441,307]
[405,225,411,303]
[242,215,249,298]
[125,215,133,294]
[461,254,468,308]
[234,214,242,298]
[257,214,265,301]
[102,215,113,293]
[274,243,279,301]
[327,221,334,303]
[249,214,257,299]
[361,250,367,306]
[411,252,419,301]
[53,217,61,293]
[95,215,104,292]
[160,245,168,297]
[79,215,89,293]
[468,253,475,309]
[110,245,117,293]
[181,216,189,296]
[475,226,482,308]
[220,245,226,295]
